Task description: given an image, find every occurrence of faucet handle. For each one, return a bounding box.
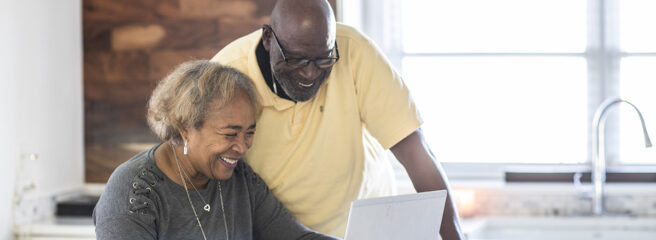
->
[574,172,593,200]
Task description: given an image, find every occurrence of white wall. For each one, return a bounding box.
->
[0,0,84,238]
[1,2,20,239]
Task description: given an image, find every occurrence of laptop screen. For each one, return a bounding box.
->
[344,190,447,240]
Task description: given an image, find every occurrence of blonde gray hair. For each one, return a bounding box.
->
[147,60,260,142]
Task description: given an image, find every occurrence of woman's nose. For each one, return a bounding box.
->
[232,136,249,154]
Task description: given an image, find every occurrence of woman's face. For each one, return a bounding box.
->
[184,90,256,180]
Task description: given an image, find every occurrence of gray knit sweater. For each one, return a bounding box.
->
[93,144,337,240]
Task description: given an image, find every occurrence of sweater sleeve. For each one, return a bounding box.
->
[243,164,340,240]
[93,164,159,240]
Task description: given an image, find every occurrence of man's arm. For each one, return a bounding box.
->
[390,128,463,240]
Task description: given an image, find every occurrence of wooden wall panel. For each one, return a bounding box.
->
[84,0,338,183]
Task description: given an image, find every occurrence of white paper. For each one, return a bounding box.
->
[344,190,447,240]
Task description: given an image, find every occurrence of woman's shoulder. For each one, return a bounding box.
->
[96,145,166,220]
[94,146,165,238]
[106,146,165,192]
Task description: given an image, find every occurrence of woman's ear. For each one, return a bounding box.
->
[178,128,189,143]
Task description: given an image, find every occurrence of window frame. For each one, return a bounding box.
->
[340,0,656,180]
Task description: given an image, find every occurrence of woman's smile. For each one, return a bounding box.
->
[219,156,239,168]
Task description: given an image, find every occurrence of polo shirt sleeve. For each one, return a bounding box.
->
[350,31,423,149]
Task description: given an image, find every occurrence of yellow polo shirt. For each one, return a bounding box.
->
[211,23,422,237]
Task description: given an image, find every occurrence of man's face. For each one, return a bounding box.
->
[266,25,337,102]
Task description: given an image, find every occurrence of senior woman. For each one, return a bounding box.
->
[93,60,338,240]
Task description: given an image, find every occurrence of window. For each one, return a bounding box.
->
[618,1,656,164]
[342,0,656,172]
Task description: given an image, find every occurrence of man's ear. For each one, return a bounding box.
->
[261,25,272,52]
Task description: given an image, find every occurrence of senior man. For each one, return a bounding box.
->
[211,0,463,239]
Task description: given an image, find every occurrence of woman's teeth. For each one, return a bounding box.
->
[221,157,238,164]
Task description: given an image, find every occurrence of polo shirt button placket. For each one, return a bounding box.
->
[291,104,303,137]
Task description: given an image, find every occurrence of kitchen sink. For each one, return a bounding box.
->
[465,216,656,240]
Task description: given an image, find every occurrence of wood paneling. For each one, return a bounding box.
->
[83,0,181,21]
[148,49,218,80]
[84,51,150,83]
[178,0,256,18]
[83,0,337,183]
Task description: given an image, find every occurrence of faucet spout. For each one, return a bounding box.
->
[592,97,652,216]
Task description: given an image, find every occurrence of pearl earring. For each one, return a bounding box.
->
[183,140,188,155]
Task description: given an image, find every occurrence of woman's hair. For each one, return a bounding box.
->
[147,60,261,142]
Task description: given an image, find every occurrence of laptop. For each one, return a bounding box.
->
[344,190,447,240]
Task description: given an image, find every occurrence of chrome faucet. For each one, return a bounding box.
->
[592,97,652,215]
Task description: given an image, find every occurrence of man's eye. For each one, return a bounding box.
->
[224,133,237,137]
[287,59,307,65]
[316,58,334,65]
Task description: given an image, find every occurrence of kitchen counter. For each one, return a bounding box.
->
[462,216,656,240]
[14,217,95,240]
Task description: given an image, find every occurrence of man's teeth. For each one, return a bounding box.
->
[221,157,238,164]
[299,82,314,87]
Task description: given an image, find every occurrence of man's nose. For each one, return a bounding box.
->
[297,62,320,80]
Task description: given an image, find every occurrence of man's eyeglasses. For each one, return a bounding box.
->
[264,24,339,69]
